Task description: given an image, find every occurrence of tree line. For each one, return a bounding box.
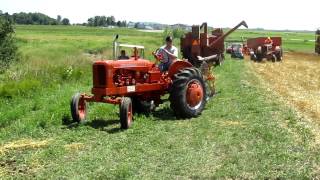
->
[0,10,70,25]
[0,10,127,27]
[86,16,127,27]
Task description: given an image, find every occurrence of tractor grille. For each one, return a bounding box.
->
[95,65,107,87]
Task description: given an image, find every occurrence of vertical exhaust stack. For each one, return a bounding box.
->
[113,34,119,60]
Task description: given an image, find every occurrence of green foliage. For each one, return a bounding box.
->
[87,15,126,27]
[163,27,185,41]
[0,15,18,72]
[0,79,41,98]
[61,18,70,25]
[12,12,58,25]
[59,66,83,81]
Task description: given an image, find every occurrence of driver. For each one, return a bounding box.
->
[158,36,178,72]
[264,37,273,45]
[118,50,129,60]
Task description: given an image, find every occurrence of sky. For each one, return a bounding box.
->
[1,0,319,30]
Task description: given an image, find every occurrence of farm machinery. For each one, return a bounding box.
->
[179,21,247,98]
[70,21,248,129]
[226,43,245,59]
[316,29,320,55]
[71,35,212,129]
[247,37,283,62]
[181,21,248,66]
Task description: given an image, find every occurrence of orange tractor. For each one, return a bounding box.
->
[70,21,248,129]
[71,35,210,129]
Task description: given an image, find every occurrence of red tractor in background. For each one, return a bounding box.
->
[71,35,211,129]
[247,37,283,62]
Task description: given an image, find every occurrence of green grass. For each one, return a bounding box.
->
[0,25,319,179]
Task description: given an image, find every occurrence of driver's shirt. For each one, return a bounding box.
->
[160,45,178,63]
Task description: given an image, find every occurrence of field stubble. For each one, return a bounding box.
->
[248,52,320,143]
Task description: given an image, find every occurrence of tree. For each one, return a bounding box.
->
[0,15,18,72]
[57,15,61,24]
[121,21,127,27]
[98,16,107,26]
[116,21,121,27]
[11,12,58,25]
[106,16,112,26]
[61,18,70,25]
[87,18,94,26]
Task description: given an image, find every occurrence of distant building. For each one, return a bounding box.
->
[127,22,135,28]
[126,21,191,30]
[135,22,146,29]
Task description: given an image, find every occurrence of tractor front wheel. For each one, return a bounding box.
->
[70,93,87,123]
[256,53,263,62]
[169,67,206,119]
[271,54,277,62]
[120,97,133,129]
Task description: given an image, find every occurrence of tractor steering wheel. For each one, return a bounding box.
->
[152,48,164,62]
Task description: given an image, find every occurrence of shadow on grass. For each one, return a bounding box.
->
[151,106,177,121]
[86,119,123,134]
[61,114,122,134]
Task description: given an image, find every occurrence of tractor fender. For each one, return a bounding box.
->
[168,60,193,78]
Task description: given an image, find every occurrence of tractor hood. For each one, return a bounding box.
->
[94,58,155,72]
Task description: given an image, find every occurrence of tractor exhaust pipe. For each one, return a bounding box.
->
[209,20,248,48]
[113,34,119,60]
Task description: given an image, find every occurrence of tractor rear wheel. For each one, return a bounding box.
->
[70,93,87,123]
[120,97,133,129]
[169,67,206,119]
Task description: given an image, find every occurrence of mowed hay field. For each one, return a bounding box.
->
[0,25,320,179]
[248,52,320,144]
